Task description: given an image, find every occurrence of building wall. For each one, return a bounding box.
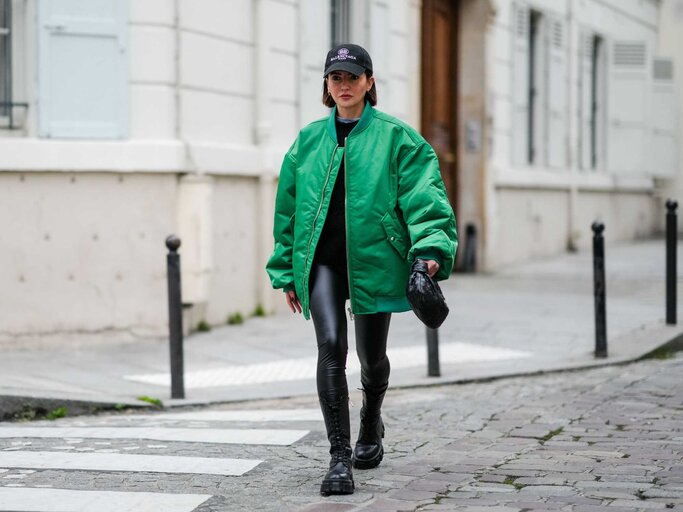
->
[0,172,176,341]
[0,0,420,342]
[658,0,683,212]
[481,0,668,269]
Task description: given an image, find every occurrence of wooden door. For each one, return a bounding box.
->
[421,0,458,210]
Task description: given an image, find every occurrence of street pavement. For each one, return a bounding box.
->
[0,351,681,511]
[0,239,681,416]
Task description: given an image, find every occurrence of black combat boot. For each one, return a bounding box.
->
[319,392,354,496]
[352,384,387,469]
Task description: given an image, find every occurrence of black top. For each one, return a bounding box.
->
[313,117,358,273]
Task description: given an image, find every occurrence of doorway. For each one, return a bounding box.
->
[421,0,459,212]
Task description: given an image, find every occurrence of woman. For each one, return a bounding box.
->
[266,44,457,496]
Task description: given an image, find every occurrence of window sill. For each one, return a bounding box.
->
[494,166,655,193]
[0,138,286,176]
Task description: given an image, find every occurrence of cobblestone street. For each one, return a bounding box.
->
[1,353,681,511]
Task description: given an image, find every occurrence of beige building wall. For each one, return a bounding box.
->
[0,0,421,343]
[658,0,683,214]
[481,0,666,269]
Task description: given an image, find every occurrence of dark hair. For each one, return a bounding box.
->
[322,70,377,107]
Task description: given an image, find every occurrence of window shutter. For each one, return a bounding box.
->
[546,16,566,168]
[38,0,128,139]
[578,32,593,170]
[511,1,530,166]
[299,0,330,126]
[606,41,648,175]
[649,58,677,177]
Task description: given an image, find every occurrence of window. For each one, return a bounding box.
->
[331,0,350,47]
[512,3,553,168]
[0,0,27,130]
[527,10,543,165]
[579,32,606,171]
[589,36,605,170]
[0,0,10,119]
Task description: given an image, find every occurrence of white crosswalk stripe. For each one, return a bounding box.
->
[0,426,309,445]
[0,487,212,512]
[0,408,319,510]
[118,408,322,423]
[0,450,262,476]
[124,341,531,388]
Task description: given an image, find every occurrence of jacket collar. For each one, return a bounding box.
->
[326,101,374,142]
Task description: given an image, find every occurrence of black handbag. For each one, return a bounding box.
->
[406,259,449,329]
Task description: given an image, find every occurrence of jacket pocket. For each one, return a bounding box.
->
[381,211,409,259]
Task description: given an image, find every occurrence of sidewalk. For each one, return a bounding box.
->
[1,238,682,418]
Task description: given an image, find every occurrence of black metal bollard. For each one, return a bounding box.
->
[666,199,678,325]
[426,327,440,377]
[592,222,607,358]
[166,235,185,399]
[462,223,477,273]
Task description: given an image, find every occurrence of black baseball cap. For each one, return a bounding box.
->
[323,44,373,77]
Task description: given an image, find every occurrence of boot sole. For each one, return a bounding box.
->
[320,479,355,496]
[352,447,383,470]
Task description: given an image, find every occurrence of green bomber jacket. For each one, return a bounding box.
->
[266,102,458,319]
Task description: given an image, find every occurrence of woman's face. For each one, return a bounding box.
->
[326,71,374,116]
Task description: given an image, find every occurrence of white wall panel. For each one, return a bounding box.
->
[491,62,512,97]
[269,102,298,146]
[389,32,408,78]
[299,0,330,128]
[181,91,253,145]
[129,0,174,25]
[265,0,297,53]
[208,176,260,324]
[181,33,254,96]
[0,173,176,338]
[130,26,175,84]
[269,53,297,103]
[179,0,253,43]
[130,85,175,139]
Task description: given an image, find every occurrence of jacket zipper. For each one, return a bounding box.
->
[344,136,354,321]
[302,145,339,310]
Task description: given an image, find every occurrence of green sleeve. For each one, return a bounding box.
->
[397,142,458,280]
[265,150,297,291]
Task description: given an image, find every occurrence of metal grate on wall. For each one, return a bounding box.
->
[552,20,563,48]
[515,6,527,37]
[613,41,647,68]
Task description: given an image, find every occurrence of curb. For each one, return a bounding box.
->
[0,396,152,422]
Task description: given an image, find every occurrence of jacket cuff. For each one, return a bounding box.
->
[414,252,443,267]
[283,283,295,293]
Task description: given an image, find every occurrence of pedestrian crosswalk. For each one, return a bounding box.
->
[0,407,321,511]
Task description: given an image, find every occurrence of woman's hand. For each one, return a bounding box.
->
[424,259,440,278]
[285,290,302,314]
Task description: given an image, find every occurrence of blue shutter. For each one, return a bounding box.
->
[38,0,128,139]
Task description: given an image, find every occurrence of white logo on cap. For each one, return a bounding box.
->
[331,47,357,63]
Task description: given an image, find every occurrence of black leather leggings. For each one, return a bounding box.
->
[309,265,391,400]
